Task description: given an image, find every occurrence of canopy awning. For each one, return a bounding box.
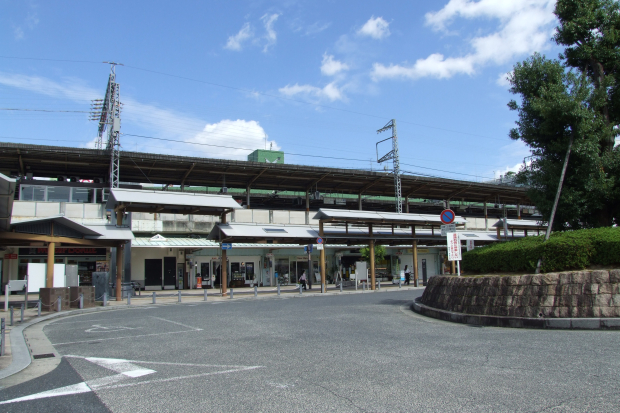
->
[105,188,242,215]
[313,208,467,226]
[0,172,16,232]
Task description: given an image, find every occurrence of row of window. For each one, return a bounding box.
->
[20,185,109,203]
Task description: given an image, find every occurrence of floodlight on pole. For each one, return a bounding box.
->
[376,119,402,213]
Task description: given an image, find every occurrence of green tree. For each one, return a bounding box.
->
[359,245,386,264]
[507,0,620,229]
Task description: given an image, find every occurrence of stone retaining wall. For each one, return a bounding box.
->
[420,270,620,318]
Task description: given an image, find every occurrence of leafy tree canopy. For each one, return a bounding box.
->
[360,245,386,263]
[508,0,620,229]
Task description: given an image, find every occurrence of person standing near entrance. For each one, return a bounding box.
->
[299,271,307,290]
[404,265,411,285]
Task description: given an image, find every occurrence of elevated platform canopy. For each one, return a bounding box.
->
[105,188,242,215]
[0,142,530,204]
[493,219,546,230]
[0,172,16,232]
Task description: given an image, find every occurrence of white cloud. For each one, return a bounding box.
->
[496,71,512,87]
[279,82,345,102]
[225,23,253,51]
[12,6,39,41]
[261,13,279,52]
[0,72,278,160]
[372,0,556,81]
[13,27,25,40]
[357,16,390,39]
[305,21,331,35]
[321,54,349,76]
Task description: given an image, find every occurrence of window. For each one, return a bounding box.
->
[72,188,94,203]
[47,186,71,202]
[20,185,46,201]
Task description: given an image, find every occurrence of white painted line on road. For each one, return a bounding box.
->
[150,316,202,331]
[0,382,92,405]
[85,324,139,333]
[96,366,264,391]
[52,329,200,346]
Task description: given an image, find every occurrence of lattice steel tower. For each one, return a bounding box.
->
[376,119,402,213]
[91,62,122,188]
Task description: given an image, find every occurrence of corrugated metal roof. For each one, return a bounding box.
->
[492,219,546,228]
[132,238,350,248]
[207,223,320,240]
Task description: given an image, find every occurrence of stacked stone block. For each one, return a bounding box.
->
[420,269,620,318]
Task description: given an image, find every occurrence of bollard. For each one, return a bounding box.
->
[57,296,61,313]
[178,291,182,303]
[10,306,14,326]
[204,289,208,301]
[299,284,302,295]
[277,284,280,296]
[152,292,156,304]
[355,280,358,291]
[378,281,381,290]
[80,293,84,309]
[20,303,24,323]
[340,282,343,293]
[321,284,325,294]
[254,285,257,297]
[103,292,108,307]
[0,318,4,356]
[363,282,366,292]
[230,289,233,299]
[37,300,41,317]
[399,279,402,289]
[127,294,131,305]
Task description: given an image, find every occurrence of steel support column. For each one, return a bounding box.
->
[116,244,123,301]
[46,242,55,288]
[319,221,326,293]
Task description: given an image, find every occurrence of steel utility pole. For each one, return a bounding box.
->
[376,119,402,213]
[90,62,123,188]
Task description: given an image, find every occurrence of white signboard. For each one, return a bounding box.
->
[467,239,475,251]
[317,244,324,250]
[447,232,462,261]
[441,224,456,236]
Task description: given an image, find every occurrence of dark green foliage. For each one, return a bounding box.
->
[507,0,620,228]
[360,245,386,264]
[463,227,620,273]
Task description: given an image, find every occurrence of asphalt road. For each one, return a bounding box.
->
[1,290,619,412]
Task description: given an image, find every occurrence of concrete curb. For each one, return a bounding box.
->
[412,298,620,330]
[0,285,424,380]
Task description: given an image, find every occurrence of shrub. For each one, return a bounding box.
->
[462,227,620,273]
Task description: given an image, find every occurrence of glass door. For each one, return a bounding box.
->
[275,258,290,285]
[200,262,210,288]
[245,262,255,285]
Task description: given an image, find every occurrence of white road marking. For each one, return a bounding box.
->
[0,382,92,405]
[0,357,264,405]
[150,316,202,331]
[85,324,138,333]
[84,357,156,377]
[52,329,200,346]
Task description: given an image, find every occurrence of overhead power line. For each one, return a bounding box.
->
[0,55,504,142]
[0,108,90,113]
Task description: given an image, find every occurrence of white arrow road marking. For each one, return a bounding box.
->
[0,357,263,406]
[0,382,92,405]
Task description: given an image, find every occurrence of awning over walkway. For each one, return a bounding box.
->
[207,223,320,244]
[0,215,134,247]
[105,188,242,215]
[493,219,546,230]
[313,208,467,226]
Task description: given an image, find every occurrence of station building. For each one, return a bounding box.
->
[0,142,543,294]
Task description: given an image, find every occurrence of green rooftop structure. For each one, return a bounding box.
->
[247,149,284,164]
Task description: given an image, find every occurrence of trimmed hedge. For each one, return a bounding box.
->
[462,227,620,274]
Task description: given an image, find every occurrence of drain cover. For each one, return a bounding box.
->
[33,353,55,359]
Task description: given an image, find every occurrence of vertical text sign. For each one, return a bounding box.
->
[447,232,461,261]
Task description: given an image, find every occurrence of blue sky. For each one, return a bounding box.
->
[0,0,562,182]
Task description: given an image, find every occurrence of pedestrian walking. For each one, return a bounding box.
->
[299,271,307,290]
[404,265,411,285]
